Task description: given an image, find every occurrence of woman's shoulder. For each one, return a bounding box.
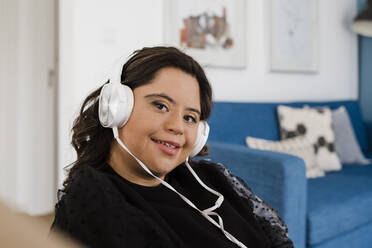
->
[56,163,145,215]
[61,164,112,198]
[51,164,109,235]
[52,163,169,247]
[53,164,141,232]
[190,159,294,247]
[190,159,229,174]
[54,164,113,217]
[190,159,256,198]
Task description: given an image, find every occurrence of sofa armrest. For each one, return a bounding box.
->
[204,141,307,248]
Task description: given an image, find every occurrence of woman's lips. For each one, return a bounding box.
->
[151,138,181,156]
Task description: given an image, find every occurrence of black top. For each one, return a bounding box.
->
[51,160,293,248]
[105,163,267,248]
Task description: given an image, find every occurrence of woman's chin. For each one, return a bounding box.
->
[151,168,171,179]
[146,163,176,179]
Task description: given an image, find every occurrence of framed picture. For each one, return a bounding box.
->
[164,0,246,68]
[269,0,318,73]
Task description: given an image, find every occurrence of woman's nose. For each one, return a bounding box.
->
[165,113,184,135]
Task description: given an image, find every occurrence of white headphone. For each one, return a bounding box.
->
[98,57,209,158]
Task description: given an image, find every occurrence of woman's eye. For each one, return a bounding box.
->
[153,102,168,112]
[184,115,197,123]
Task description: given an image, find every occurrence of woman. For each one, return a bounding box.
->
[51,46,293,248]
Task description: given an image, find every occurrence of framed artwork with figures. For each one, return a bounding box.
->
[269,0,318,73]
[164,0,246,68]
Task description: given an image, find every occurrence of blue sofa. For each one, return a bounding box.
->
[204,100,372,248]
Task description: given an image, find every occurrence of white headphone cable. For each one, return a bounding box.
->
[112,127,248,248]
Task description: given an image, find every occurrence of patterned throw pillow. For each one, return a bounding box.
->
[332,106,370,165]
[246,136,324,178]
[277,105,342,172]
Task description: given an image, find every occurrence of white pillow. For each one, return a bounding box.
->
[246,136,324,178]
[277,105,342,172]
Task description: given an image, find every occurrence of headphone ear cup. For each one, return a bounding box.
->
[190,121,210,158]
[98,82,134,128]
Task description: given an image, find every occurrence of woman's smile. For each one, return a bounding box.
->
[151,137,181,156]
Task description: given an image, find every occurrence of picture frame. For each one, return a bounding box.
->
[164,0,246,69]
[269,0,318,73]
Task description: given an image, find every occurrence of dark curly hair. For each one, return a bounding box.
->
[63,46,213,189]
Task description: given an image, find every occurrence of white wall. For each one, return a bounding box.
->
[209,0,358,102]
[58,0,358,186]
[0,0,19,210]
[0,0,56,214]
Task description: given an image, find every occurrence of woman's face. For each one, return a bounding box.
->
[116,67,201,183]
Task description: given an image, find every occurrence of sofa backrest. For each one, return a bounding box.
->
[208,100,368,151]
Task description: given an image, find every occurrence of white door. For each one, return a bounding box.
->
[0,0,57,215]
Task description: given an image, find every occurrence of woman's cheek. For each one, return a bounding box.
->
[188,129,198,150]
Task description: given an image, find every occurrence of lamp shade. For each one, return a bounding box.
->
[352,0,372,37]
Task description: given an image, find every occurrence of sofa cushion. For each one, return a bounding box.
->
[208,101,367,151]
[332,106,370,164]
[306,164,372,245]
[208,102,281,145]
[246,136,324,178]
[364,153,372,159]
[298,101,368,152]
[277,105,342,172]
[308,220,372,248]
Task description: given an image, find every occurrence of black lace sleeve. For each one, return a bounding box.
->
[210,162,294,248]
